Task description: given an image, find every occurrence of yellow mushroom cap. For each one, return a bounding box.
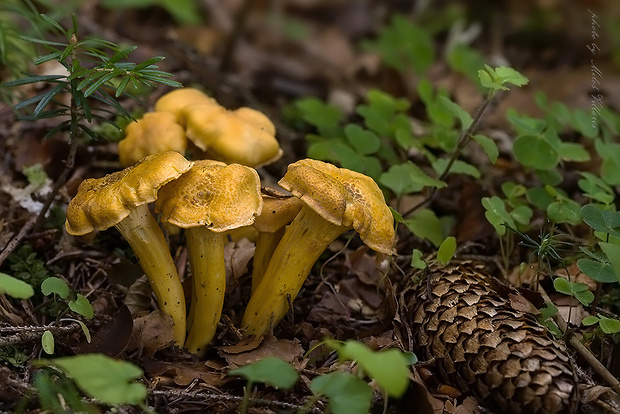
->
[154,87,217,125]
[155,160,263,231]
[118,112,187,167]
[253,190,303,233]
[65,151,193,236]
[278,159,396,255]
[183,103,283,168]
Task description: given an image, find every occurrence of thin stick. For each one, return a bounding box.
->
[0,137,79,267]
[402,91,495,217]
[537,286,620,395]
[0,322,82,347]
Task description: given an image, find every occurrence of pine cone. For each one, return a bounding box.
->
[403,261,578,414]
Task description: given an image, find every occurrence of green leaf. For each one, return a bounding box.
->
[34,82,68,115]
[599,242,620,283]
[295,97,343,137]
[228,357,299,390]
[77,320,91,343]
[42,330,54,355]
[539,302,558,320]
[513,134,559,170]
[432,158,480,179]
[558,142,590,162]
[553,278,594,306]
[411,249,427,269]
[598,315,620,334]
[578,172,615,204]
[526,187,555,210]
[330,341,410,398]
[493,66,529,87]
[311,372,372,414]
[582,315,600,326]
[437,236,456,265]
[4,74,66,87]
[41,277,70,299]
[379,164,423,197]
[43,354,147,405]
[511,205,533,226]
[481,196,515,235]
[437,96,472,129]
[577,258,616,283]
[547,199,581,225]
[344,124,381,155]
[472,134,498,164]
[363,14,434,74]
[581,204,620,237]
[69,294,94,319]
[0,272,35,299]
[404,208,444,247]
[477,68,494,89]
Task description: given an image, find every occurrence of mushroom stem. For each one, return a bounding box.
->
[241,205,349,337]
[184,226,226,355]
[114,204,186,346]
[251,228,285,294]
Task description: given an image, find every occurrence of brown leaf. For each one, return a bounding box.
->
[142,360,226,387]
[225,238,255,285]
[127,310,175,357]
[219,335,305,369]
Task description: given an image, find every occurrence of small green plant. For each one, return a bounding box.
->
[228,357,299,414]
[8,244,53,287]
[228,341,414,414]
[0,271,35,299]
[34,354,149,410]
[582,313,620,336]
[39,276,93,354]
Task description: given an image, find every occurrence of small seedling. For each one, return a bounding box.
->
[583,314,620,335]
[35,354,149,407]
[228,356,299,414]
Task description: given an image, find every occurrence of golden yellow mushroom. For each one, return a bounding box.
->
[241,159,396,337]
[65,151,193,346]
[156,160,263,355]
[182,103,283,168]
[251,190,303,294]
[154,87,217,126]
[118,112,187,167]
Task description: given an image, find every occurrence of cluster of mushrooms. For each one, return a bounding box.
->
[65,89,396,356]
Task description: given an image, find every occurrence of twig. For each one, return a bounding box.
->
[537,286,620,395]
[150,387,322,413]
[402,91,496,217]
[0,322,82,347]
[0,113,80,268]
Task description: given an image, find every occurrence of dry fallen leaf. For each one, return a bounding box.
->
[219,335,305,369]
[127,310,175,357]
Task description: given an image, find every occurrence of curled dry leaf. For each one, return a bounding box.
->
[127,310,175,357]
[219,335,305,369]
[141,360,227,387]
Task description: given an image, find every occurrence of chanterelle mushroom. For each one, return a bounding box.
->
[251,190,303,293]
[156,160,263,355]
[154,87,216,126]
[241,159,396,337]
[182,103,283,168]
[118,112,187,167]
[65,151,193,346]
